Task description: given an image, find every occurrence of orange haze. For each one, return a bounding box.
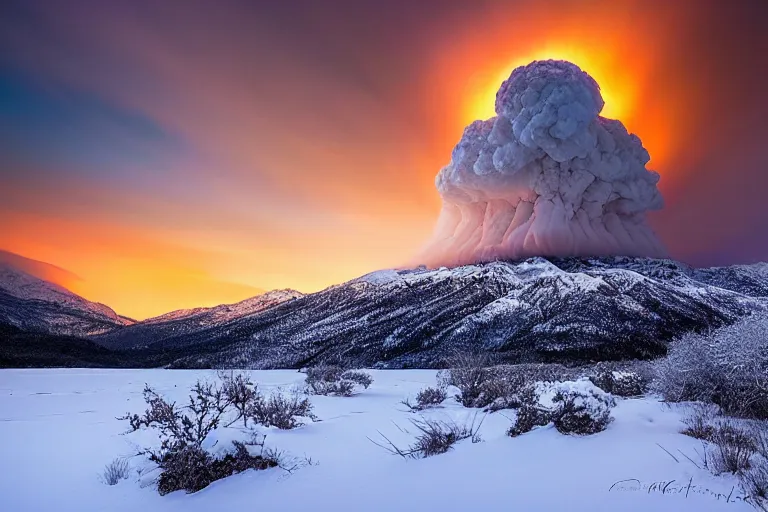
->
[2,1,760,319]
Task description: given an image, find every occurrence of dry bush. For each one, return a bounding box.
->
[370,415,484,459]
[119,381,231,460]
[680,403,719,441]
[218,371,259,427]
[709,421,755,474]
[402,386,447,412]
[250,389,317,429]
[444,353,493,407]
[102,458,130,485]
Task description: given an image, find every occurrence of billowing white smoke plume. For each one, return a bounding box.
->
[416,60,666,267]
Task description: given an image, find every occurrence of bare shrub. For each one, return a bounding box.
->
[250,389,317,429]
[444,352,493,407]
[218,371,259,427]
[370,415,485,459]
[680,403,718,441]
[102,458,130,485]
[119,382,232,460]
[507,385,551,437]
[552,386,614,435]
[710,421,754,474]
[654,314,768,419]
[305,365,372,396]
[402,386,448,412]
[119,381,280,495]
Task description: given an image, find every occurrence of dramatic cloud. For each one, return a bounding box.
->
[417,60,665,267]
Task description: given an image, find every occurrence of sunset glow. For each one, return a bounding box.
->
[2,1,767,319]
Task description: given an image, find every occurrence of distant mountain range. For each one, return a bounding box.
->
[0,263,133,337]
[1,255,767,369]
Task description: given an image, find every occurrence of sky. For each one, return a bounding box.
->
[1,0,767,319]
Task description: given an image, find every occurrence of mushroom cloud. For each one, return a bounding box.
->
[417,60,666,267]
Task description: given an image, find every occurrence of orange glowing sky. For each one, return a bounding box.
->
[2,0,767,319]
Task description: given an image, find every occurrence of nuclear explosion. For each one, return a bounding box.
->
[417,60,666,267]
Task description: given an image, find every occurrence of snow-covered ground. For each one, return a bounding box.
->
[0,369,752,511]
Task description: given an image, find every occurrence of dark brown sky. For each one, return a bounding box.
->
[1,0,767,317]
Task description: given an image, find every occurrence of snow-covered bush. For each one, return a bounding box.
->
[654,313,768,419]
[305,365,373,396]
[102,458,130,485]
[157,438,278,495]
[552,379,616,435]
[402,386,448,412]
[507,386,551,437]
[590,369,646,397]
[507,379,616,437]
[250,389,316,430]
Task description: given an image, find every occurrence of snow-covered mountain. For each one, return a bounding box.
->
[93,289,304,349]
[141,257,768,369]
[0,263,133,337]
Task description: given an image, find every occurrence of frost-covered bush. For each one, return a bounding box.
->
[654,314,768,419]
[250,389,316,430]
[741,460,768,508]
[305,365,373,396]
[590,369,646,397]
[402,386,448,412]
